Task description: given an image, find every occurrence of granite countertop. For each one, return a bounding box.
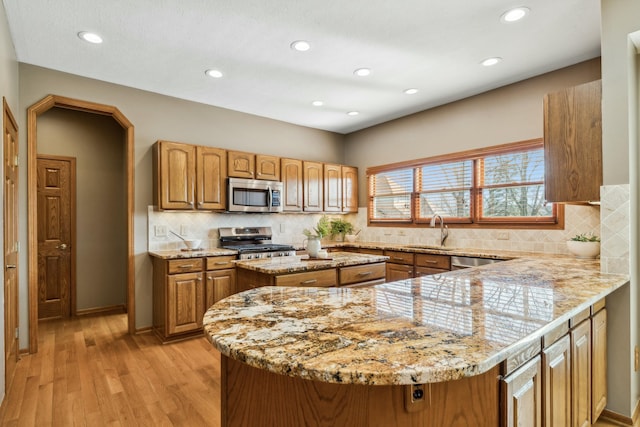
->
[148,247,237,259]
[234,251,389,274]
[203,257,628,386]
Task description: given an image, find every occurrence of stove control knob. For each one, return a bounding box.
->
[266,253,273,258]
[279,252,285,257]
[246,255,253,260]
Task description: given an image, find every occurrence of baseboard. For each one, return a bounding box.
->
[75,304,126,317]
[135,326,152,334]
[600,400,640,426]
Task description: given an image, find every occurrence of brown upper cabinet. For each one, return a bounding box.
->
[544,79,602,203]
[341,165,358,213]
[303,161,324,212]
[228,150,280,180]
[323,163,342,212]
[154,140,227,210]
[281,158,303,212]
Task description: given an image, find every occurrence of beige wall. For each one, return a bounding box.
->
[600,0,640,417]
[344,58,601,206]
[17,64,345,331]
[37,108,127,311]
[0,0,19,404]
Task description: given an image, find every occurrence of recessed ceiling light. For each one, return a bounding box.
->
[481,57,502,67]
[291,40,311,52]
[312,101,324,107]
[404,88,419,95]
[347,111,360,116]
[78,31,103,44]
[501,7,530,23]
[205,69,224,78]
[353,68,371,77]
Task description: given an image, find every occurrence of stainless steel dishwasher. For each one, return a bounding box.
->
[450,255,504,270]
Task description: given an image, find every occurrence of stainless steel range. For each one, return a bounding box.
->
[219,226,296,260]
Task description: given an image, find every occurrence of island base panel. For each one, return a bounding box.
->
[221,356,500,427]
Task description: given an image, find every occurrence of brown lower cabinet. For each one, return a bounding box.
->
[501,300,607,426]
[153,255,236,343]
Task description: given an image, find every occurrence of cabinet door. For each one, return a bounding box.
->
[591,308,607,421]
[571,319,592,427]
[303,161,323,212]
[167,272,204,335]
[157,141,196,209]
[543,335,571,427]
[323,163,342,212]
[205,269,236,309]
[502,355,542,427]
[256,154,280,180]
[501,356,542,427]
[228,150,255,178]
[544,79,602,203]
[341,165,358,213]
[386,263,413,281]
[281,158,303,212]
[196,146,226,210]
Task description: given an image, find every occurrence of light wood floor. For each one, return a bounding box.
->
[0,313,635,426]
[0,313,221,426]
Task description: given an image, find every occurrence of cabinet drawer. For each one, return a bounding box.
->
[384,250,414,265]
[345,247,385,256]
[414,267,448,277]
[415,253,450,270]
[275,269,337,287]
[341,278,385,288]
[168,258,203,274]
[339,263,386,286]
[206,255,236,270]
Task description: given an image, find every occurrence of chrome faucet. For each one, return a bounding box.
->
[430,214,449,247]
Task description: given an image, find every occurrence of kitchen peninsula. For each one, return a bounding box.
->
[203,257,628,427]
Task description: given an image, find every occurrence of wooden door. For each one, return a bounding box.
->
[543,335,571,427]
[256,154,280,180]
[281,158,303,212]
[323,163,342,212]
[196,146,226,210]
[227,150,255,178]
[167,272,204,335]
[3,98,19,391]
[341,165,358,212]
[571,319,592,427]
[386,263,413,281]
[303,161,323,212]
[501,355,542,427]
[156,141,195,209]
[205,269,236,309]
[591,308,607,421]
[36,156,75,320]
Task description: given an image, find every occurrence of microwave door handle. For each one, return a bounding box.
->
[267,186,273,211]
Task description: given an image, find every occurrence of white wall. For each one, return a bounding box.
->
[0,0,19,404]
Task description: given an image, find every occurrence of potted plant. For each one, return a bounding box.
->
[329,218,354,241]
[566,232,601,259]
[303,215,330,257]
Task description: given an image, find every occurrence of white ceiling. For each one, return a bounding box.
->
[3,0,601,134]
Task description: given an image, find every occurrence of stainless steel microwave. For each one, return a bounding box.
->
[227,177,283,213]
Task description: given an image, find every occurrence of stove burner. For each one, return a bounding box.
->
[219,226,296,260]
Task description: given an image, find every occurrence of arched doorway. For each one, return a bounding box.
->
[27,95,135,353]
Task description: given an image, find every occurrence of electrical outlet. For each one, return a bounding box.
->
[180,224,189,236]
[280,223,286,233]
[635,346,639,372]
[497,232,509,240]
[398,230,406,236]
[404,384,429,412]
[154,225,168,237]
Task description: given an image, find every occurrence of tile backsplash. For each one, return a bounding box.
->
[600,184,630,274]
[148,204,600,255]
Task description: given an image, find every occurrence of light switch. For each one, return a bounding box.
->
[154,225,168,237]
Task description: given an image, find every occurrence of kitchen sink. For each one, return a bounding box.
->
[404,244,455,251]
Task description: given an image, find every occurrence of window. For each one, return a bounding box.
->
[367,139,562,228]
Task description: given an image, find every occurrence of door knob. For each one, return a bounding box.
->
[58,243,68,250]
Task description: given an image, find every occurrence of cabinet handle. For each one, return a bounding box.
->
[300,279,317,285]
[392,257,405,261]
[207,276,213,280]
[215,261,229,265]
[178,264,194,268]
[423,260,438,264]
[357,271,372,276]
[197,278,202,282]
